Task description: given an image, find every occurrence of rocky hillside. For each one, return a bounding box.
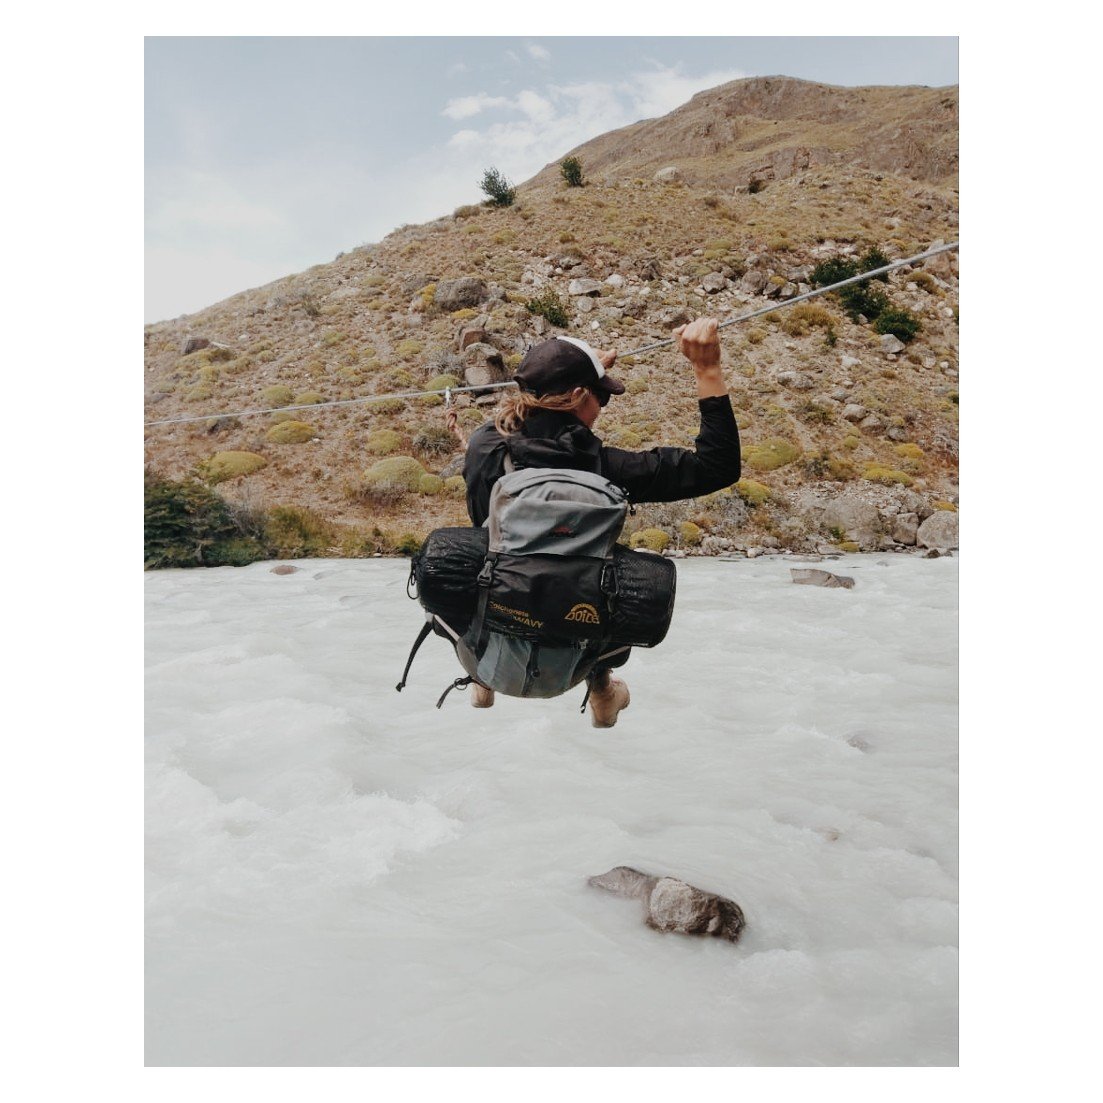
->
[144,76,959,559]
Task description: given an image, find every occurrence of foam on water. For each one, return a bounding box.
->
[146,556,958,1066]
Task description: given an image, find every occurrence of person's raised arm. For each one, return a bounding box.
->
[672,317,726,398]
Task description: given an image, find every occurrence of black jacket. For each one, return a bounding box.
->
[463,395,741,526]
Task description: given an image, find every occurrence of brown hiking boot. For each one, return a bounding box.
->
[471,683,495,708]
[589,677,630,728]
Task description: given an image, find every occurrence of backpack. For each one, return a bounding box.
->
[398,465,677,708]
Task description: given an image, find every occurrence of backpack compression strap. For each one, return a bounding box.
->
[395,618,434,692]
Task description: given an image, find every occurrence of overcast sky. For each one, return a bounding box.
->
[145,36,958,323]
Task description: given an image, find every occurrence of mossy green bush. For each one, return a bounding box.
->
[366,429,403,455]
[444,475,466,498]
[742,438,802,471]
[393,532,423,556]
[414,425,456,455]
[842,432,861,451]
[294,391,325,405]
[778,304,836,337]
[932,500,958,512]
[185,383,213,401]
[396,339,423,359]
[426,373,459,392]
[734,479,772,507]
[611,429,643,448]
[627,378,649,395]
[363,456,426,492]
[560,156,584,187]
[200,451,267,484]
[265,506,336,558]
[630,528,670,552]
[838,540,861,553]
[262,384,294,407]
[144,469,267,568]
[874,307,922,343]
[369,397,405,414]
[266,420,316,444]
[862,463,914,486]
[679,521,703,546]
[525,288,569,327]
[418,473,444,496]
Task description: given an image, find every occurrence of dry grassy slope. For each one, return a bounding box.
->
[144,76,959,553]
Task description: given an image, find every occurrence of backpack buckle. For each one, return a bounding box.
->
[477,557,495,586]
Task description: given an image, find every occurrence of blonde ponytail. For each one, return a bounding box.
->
[494,388,589,435]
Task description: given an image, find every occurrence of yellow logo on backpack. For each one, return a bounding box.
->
[564,602,601,625]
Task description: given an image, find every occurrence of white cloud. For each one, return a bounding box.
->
[527,44,550,63]
[441,93,512,120]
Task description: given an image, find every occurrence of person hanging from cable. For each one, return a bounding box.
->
[441,316,740,726]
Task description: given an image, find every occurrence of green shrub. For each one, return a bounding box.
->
[294,391,325,405]
[395,339,423,359]
[369,397,405,414]
[262,384,294,407]
[560,156,584,187]
[679,521,703,546]
[839,282,889,321]
[265,506,336,558]
[366,429,403,455]
[363,456,426,492]
[798,402,835,425]
[627,378,649,395]
[862,463,914,486]
[802,450,855,481]
[859,246,891,280]
[426,373,459,392]
[144,469,266,569]
[932,500,958,512]
[778,304,835,337]
[525,288,568,327]
[479,166,515,207]
[200,451,267,484]
[453,204,482,220]
[874,307,922,342]
[747,178,765,195]
[629,528,670,552]
[413,425,456,455]
[742,438,802,471]
[393,532,422,556]
[266,420,316,444]
[734,479,771,507]
[811,257,858,287]
[444,475,466,498]
[418,473,444,496]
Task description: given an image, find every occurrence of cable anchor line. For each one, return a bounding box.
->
[145,241,957,428]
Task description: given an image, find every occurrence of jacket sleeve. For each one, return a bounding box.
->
[600,395,741,503]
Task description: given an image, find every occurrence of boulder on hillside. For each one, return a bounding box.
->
[740,270,768,295]
[841,404,868,423]
[820,493,882,551]
[892,513,919,545]
[635,257,663,281]
[435,277,488,311]
[654,166,681,184]
[777,371,815,390]
[701,273,728,294]
[917,510,959,549]
[568,278,603,297]
[880,333,906,355]
[183,337,211,355]
[604,274,626,288]
[462,342,509,393]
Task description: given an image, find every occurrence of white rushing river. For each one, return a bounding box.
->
[145,555,958,1066]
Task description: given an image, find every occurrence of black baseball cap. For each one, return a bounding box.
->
[514,336,626,402]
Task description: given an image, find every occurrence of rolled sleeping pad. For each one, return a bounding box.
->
[412,526,677,648]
